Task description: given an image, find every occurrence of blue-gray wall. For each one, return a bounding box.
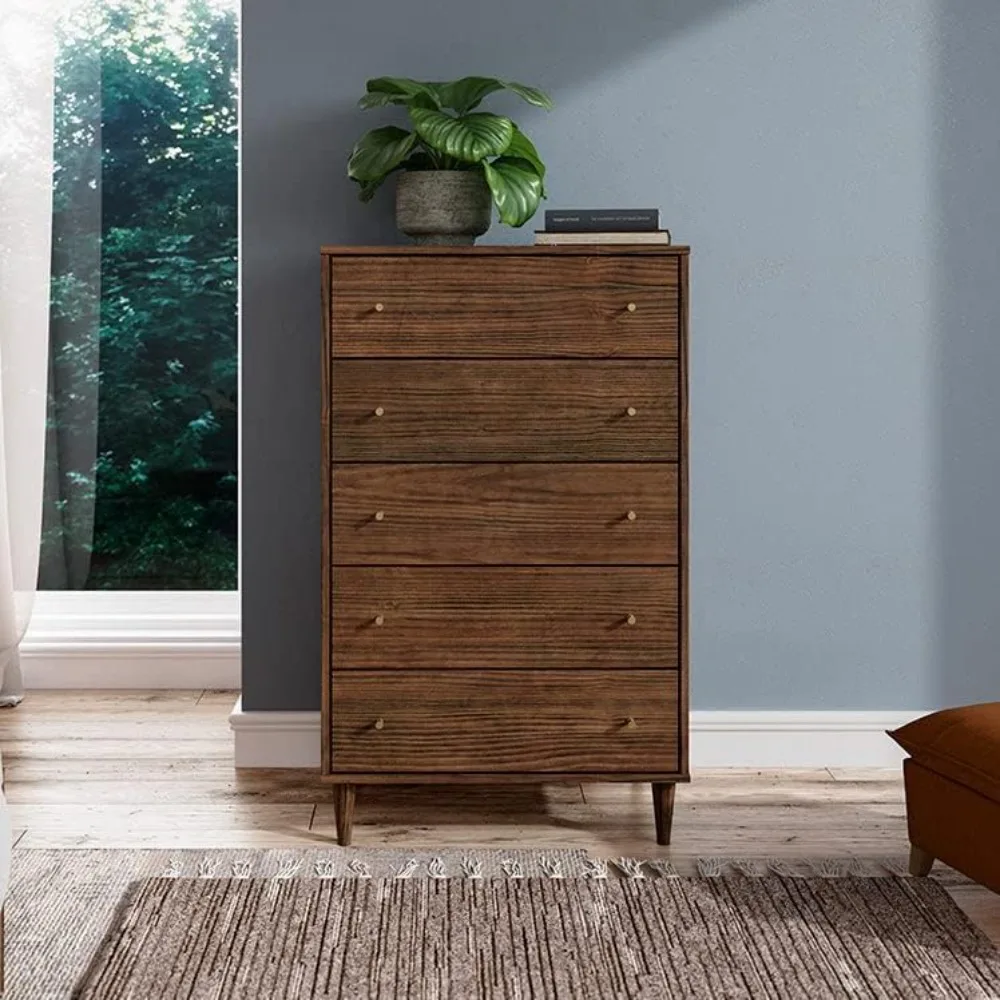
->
[241,0,1000,711]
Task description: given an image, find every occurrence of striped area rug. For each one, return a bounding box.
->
[73,870,1000,999]
[7,847,586,999]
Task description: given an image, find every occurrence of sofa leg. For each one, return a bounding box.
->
[909,844,934,876]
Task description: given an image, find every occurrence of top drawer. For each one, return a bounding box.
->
[330,255,679,358]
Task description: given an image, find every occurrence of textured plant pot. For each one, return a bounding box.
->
[396,170,492,245]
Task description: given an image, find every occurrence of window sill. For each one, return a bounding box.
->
[20,591,240,689]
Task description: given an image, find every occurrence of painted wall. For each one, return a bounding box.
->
[241,0,1000,711]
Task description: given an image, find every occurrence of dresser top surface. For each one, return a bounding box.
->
[321,244,690,257]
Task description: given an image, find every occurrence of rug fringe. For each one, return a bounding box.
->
[461,858,484,879]
[393,858,419,879]
[147,853,967,882]
[612,858,647,879]
[582,859,609,879]
[347,859,372,879]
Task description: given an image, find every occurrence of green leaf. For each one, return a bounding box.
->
[432,77,504,114]
[360,76,440,109]
[357,177,386,203]
[505,126,545,180]
[410,109,513,163]
[483,157,544,227]
[401,149,437,171]
[360,90,437,111]
[359,90,401,109]
[503,81,554,111]
[347,126,417,183]
[432,77,553,114]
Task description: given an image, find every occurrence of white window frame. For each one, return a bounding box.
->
[21,590,240,689]
[24,4,244,694]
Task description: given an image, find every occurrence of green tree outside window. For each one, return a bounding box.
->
[41,0,238,590]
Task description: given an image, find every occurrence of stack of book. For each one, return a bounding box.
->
[534,209,671,245]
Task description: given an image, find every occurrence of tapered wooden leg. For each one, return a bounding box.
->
[333,784,356,846]
[909,843,934,876]
[652,782,676,846]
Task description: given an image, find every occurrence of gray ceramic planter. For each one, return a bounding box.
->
[395,170,492,245]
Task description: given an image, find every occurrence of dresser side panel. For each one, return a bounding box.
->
[677,252,690,776]
[321,252,333,775]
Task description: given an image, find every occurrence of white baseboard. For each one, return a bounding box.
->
[20,590,241,689]
[229,702,919,770]
[230,697,321,767]
[689,711,916,768]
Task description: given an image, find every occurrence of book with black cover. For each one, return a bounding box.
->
[544,208,659,233]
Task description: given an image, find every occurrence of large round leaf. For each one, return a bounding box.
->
[355,148,435,202]
[483,157,544,227]
[505,126,545,180]
[410,109,513,164]
[431,77,502,114]
[432,77,554,114]
[360,77,440,109]
[348,126,417,183]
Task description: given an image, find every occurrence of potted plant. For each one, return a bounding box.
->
[347,76,552,245]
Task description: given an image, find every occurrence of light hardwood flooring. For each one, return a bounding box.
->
[1,690,997,944]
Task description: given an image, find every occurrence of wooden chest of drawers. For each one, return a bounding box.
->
[321,245,689,845]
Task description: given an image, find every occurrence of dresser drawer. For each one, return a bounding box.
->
[332,361,678,462]
[330,256,679,358]
[332,567,678,670]
[330,670,680,773]
[331,463,678,565]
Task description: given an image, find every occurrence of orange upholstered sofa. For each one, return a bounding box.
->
[889,703,1000,891]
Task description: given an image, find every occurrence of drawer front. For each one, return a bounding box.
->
[331,463,678,565]
[332,567,678,670]
[330,670,680,773]
[332,361,678,462]
[330,256,679,358]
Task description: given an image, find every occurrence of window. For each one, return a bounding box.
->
[40,0,238,591]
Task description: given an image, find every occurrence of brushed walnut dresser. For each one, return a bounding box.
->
[321,244,689,846]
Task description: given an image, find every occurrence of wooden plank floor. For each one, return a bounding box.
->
[1,690,997,944]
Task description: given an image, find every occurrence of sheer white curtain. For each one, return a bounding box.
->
[0,3,63,706]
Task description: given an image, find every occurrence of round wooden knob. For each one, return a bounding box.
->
[626,614,637,626]
[373,406,385,417]
[374,511,385,522]
[374,303,385,313]
[626,302,637,313]
[625,717,638,730]
[626,406,637,417]
[374,717,385,730]
[373,614,385,626]
[626,510,637,522]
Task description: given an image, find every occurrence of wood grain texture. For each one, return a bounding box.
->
[331,360,678,462]
[322,253,333,776]
[329,670,680,773]
[323,245,690,256]
[652,782,677,846]
[333,784,355,847]
[331,463,678,565]
[5,690,1000,951]
[330,256,679,358]
[331,567,679,670]
[677,251,690,776]
[321,247,689,842]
